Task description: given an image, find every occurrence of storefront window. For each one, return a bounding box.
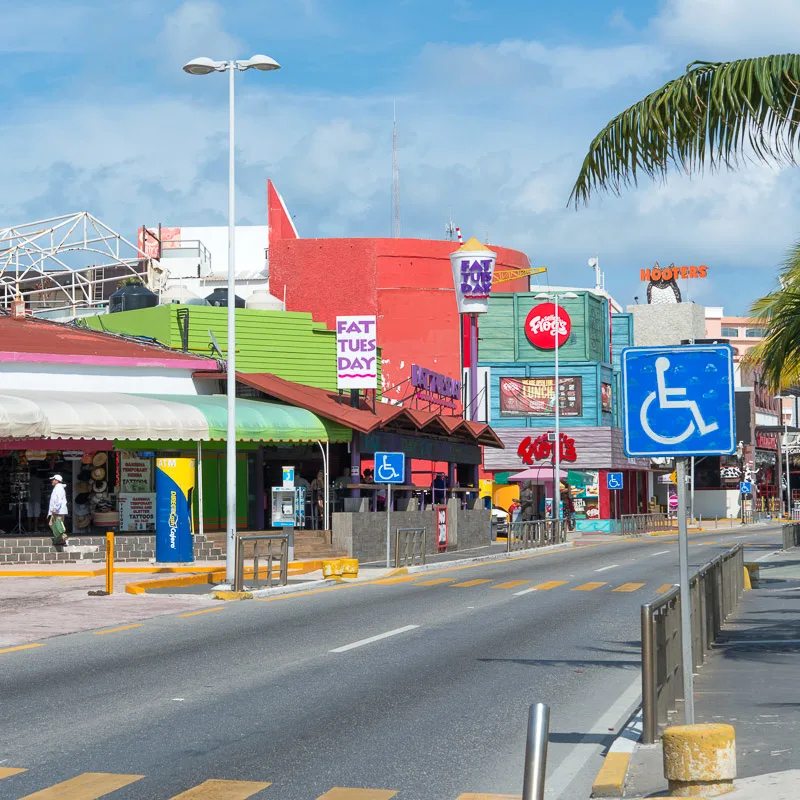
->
[568,470,599,521]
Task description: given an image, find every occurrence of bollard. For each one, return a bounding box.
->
[105,531,114,594]
[522,703,549,800]
[663,723,736,796]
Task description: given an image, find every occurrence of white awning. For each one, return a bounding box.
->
[0,390,207,442]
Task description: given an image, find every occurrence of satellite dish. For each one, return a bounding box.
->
[208,330,224,358]
[588,257,598,268]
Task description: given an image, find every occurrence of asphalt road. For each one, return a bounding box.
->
[0,524,783,800]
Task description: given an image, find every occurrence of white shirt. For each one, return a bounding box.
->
[49,483,68,515]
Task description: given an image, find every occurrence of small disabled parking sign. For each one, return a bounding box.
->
[621,345,735,458]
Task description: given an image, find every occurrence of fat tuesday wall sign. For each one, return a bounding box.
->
[411,364,462,410]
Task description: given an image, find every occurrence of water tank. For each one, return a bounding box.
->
[246,290,284,311]
[205,288,245,308]
[109,282,159,314]
[160,284,209,306]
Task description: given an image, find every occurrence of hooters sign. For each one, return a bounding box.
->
[525,303,571,349]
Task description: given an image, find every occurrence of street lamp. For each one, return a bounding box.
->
[776,395,792,518]
[535,291,578,522]
[184,54,281,583]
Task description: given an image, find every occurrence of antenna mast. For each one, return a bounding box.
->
[392,103,400,238]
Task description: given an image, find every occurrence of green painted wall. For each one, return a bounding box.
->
[80,305,357,391]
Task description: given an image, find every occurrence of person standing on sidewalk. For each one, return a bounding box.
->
[48,474,68,546]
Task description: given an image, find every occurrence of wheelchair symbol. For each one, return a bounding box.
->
[376,454,401,482]
[607,473,623,490]
[640,356,719,445]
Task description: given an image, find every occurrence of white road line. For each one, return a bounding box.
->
[648,550,670,557]
[329,625,419,653]
[513,587,539,596]
[594,564,619,572]
[756,550,781,562]
[734,535,747,539]
[545,676,641,798]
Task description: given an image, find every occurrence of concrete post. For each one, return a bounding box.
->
[663,723,736,796]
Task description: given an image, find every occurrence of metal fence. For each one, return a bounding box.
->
[507,520,567,552]
[783,523,800,550]
[233,533,289,592]
[395,527,426,568]
[619,513,670,536]
[641,543,744,743]
[792,508,800,522]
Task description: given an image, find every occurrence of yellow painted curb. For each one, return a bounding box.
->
[743,566,752,591]
[744,563,759,585]
[591,751,631,797]
[213,590,253,601]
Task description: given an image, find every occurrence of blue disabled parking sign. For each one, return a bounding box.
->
[607,472,624,490]
[374,451,405,484]
[622,345,735,458]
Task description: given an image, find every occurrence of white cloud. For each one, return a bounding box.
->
[156,0,243,65]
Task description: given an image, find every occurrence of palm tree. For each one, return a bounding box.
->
[569,54,800,388]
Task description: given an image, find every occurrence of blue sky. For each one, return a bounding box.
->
[0,0,797,313]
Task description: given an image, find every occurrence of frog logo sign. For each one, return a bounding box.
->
[525,303,571,349]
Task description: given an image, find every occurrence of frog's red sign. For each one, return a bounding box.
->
[525,303,571,349]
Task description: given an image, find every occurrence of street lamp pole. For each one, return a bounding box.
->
[777,396,792,518]
[183,54,280,583]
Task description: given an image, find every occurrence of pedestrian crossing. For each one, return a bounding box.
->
[370,572,676,596]
[0,769,518,799]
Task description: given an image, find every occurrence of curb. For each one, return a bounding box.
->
[591,706,643,797]
[402,541,573,575]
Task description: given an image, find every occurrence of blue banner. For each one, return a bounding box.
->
[155,458,195,563]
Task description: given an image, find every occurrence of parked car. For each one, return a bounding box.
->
[491,505,509,538]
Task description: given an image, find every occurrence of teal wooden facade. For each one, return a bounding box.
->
[478,291,633,430]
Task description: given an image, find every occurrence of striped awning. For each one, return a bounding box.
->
[0,390,350,443]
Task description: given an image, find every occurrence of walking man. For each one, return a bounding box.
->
[48,474,68,546]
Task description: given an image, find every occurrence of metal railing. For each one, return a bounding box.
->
[507,520,567,552]
[233,533,289,592]
[641,543,744,743]
[792,507,800,522]
[395,527,426,568]
[783,522,800,550]
[619,513,670,536]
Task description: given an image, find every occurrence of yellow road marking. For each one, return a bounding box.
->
[700,541,718,545]
[415,578,454,586]
[178,607,226,618]
[169,779,272,799]
[456,795,521,799]
[19,772,144,799]
[492,580,529,589]
[656,584,675,594]
[316,790,397,799]
[370,576,419,585]
[612,583,645,593]
[451,579,493,588]
[573,582,607,591]
[0,768,26,780]
[0,644,44,655]
[532,580,567,591]
[258,584,350,602]
[93,624,144,636]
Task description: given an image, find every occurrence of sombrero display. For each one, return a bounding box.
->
[91,467,105,481]
[92,480,108,494]
[92,453,107,467]
[75,481,90,494]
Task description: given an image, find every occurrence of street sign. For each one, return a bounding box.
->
[621,345,735,457]
[669,470,677,485]
[740,481,752,494]
[374,451,405,484]
[607,472,624,490]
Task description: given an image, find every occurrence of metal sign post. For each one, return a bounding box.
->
[374,451,406,568]
[676,457,694,724]
[386,483,392,569]
[622,344,735,727]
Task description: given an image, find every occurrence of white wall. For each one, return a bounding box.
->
[0,364,213,396]
[161,225,268,279]
[693,489,741,519]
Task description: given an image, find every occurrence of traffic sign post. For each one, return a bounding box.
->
[622,344,735,726]
[374,452,405,567]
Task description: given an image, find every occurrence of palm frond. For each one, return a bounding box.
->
[747,240,800,390]
[569,55,800,206]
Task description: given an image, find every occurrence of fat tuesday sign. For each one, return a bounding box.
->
[336,315,377,390]
[411,364,462,410]
[449,236,497,314]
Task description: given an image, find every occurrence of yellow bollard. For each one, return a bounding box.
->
[322,559,344,580]
[743,566,752,591]
[105,531,114,594]
[341,558,359,578]
[662,723,736,796]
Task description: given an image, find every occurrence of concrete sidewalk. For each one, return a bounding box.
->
[624,547,800,797]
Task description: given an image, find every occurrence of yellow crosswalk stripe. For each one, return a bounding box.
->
[451,579,493,588]
[492,580,529,589]
[370,576,418,585]
[656,583,675,594]
[316,790,397,799]
[612,583,645,593]
[93,624,143,635]
[414,578,454,586]
[169,779,272,799]
[0,768,26,780]
[19,772,144,799]
[573,582,607,591]
[532,580,567,591]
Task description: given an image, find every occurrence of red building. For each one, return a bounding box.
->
[267,181,530,409]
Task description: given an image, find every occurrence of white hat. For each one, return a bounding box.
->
[50,474,63,483]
